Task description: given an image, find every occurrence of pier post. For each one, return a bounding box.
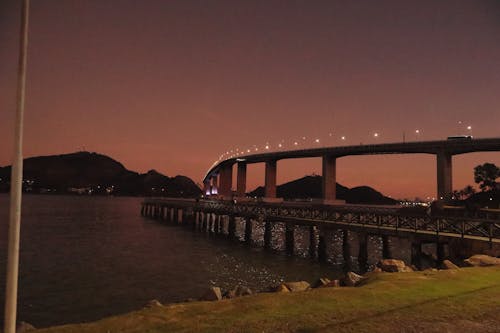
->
[437,241,445,264]
[202,212,208,231]
[318,226,327,262]
[285,224,295,256]
[358,232,368,273]
[228,215,236,240]
[244,217,252,244]
[343,229,352,271]
[411,241,422,269]
[309,226,317,258]
[264,221,272,249]
[140,204,145,216]
[209,214,214,234]
[173,208,179,224]
[382,235,392,259]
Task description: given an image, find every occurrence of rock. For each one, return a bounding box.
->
[372,267,383,273]
[284,281,311,292]
[144,299,162,307]
[463,254,500,267]
[441,259,460,270]
[17,322,36,332]
[200,287,222,301]
[274,283,290,293]
[320,279,341,288]
[312,277,331,288]
[342,272,365,287]
[224,285,253,298]
[378,259,409,272]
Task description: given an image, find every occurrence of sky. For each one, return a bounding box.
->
[1,0,500,199]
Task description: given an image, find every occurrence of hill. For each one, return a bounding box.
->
[248,175,398,205]
[0,152,201,197]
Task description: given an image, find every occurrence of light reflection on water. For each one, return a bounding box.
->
[0,195,344,328]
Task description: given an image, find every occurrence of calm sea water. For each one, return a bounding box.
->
[0,194,339,328]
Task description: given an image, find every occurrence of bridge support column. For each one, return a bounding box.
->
[203,181,211,196]
[228,215,236,240]
[322,155,337,203]
[211,175,218,196]
[264,221,272,249]
[343,229,352,271]
[219,164,233,198]
[285,224,295,256]
[309,226,317,258]
[237,162,247,197]
[244,217,252,244]
[318,227,327,262]
[437,152,453,201]
[265,160,277,198]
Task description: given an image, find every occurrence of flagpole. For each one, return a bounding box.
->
[4,0,30,332]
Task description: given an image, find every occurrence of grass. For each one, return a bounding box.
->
[34,267,500,333]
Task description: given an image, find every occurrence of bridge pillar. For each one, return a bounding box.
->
[203,181,211,196]
[211,175,218,195]
[237,162,247,197]
[322,155,337,202]
[244,217,252,244]
[219,164,233,198]
[437,152,453,201]
[265,160,277,198]
[285,224,295,256]
[264,221,272,249]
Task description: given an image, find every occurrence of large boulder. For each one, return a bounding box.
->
[342,272,365,287]
[224,285,253,298]
[441,259,460,270]
[312,277,331,288]
[320,279,341,288]
[274,283,291,293]
[464,254,500,267]
[284,281,311,292]
[200,287,222,301]
[378,259,412,272]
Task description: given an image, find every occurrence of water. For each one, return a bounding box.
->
[0,195,339,328]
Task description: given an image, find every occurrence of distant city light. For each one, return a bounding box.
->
[467,125,472,130]
[294,142,298,146]
[415,129,420,134]
[315,139,320,143]
[278,143,282,148]
[265,145,269,150]
[374,133,379,137]
[341,136,346,140]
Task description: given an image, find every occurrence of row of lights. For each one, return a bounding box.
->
[215,123,473,163]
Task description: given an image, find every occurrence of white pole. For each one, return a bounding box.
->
[4,1,30,332]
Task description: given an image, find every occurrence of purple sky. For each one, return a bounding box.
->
[1,0,500,199]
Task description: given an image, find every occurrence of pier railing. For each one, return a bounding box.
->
[142,198,500,243]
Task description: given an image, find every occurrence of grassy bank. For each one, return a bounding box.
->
[35,267,500,333]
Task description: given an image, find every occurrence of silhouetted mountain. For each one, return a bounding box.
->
[0,152,201,197]
[248,175,397,205]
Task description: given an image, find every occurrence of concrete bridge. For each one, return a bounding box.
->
[203,137,500,202]
[141,198,500,269]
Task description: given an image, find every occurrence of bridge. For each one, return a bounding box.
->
[203,137,500,202]
[140,198,500,269]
